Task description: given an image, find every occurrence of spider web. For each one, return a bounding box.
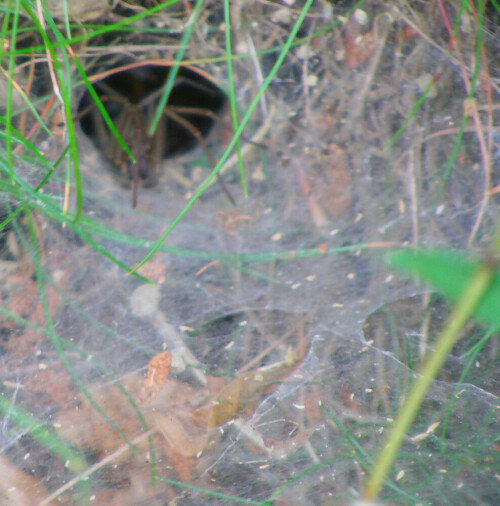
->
[1,1,500,505]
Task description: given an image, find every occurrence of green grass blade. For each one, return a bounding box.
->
[366,226,500,500]
[364,256,496,500]
[20,0,82,216]
[439,325,497,440]
[0,115,53,166]
[21,208,141,456]
[224,0,246,197]
[433,2,484,202]
[66,0,179,48]
[147,0,205,136]
[5,0,21,182]
[0,393,88,476]
[71,55,135,162]
[132,0,315,273]
[387,249,500,327]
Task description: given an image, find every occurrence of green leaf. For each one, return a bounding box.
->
[387,249,500,326]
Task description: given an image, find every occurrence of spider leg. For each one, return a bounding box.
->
[167,106,267,149]
[165,109,236,205]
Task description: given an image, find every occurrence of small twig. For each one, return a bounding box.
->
[237,313,308,375]
[346,12,393,128]
[38,428,157,506]
[199,104,275,193]
[244,30,268,117]
[392,124,500,172]
[18,53,36,138]
[35,0,64,119]
[407,145,420,246]
[431,0,493,245]
[155,310,207,386]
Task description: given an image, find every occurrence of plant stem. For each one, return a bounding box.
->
[364,243,498,500]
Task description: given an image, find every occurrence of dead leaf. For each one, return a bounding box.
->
[344,14,376,68]
[24,367,74,406]
[55,344,309,480]
[55,375,148,458]
[153,409,210,458]
[267,427,315,460]
[200,345,307,428]
[303,385,323,426]
[140,350,172,402]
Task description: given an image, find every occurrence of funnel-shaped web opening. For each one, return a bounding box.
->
[77,64,228,206]
[78,65,227,160]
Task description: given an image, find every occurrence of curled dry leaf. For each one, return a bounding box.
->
[197,345,308,428]
[56,343,309,472]
[152,344,309,457]
[140,349,172,402]
[145,378,214,458]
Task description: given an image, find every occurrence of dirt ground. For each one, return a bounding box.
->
[1,1,499,505]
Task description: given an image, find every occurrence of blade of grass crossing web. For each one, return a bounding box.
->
[433,2,484,203]
[22,209,142,457]
[0,394,89,486]
[365,240,498,501]
[440,324,497,441]
[0,304,50,336]
[35,143,70,191]
[157,477,263,505]
[148,0,205,136]
[20,1,83,217]
[2,68,53,137]
[386,73,438,152]
[132,0,315,273]
[0,113,52,164]
[70,54,136,162]
[60,0,72,38]
[0,1,12,44]
[0,199,24,232]
[224,0,246,197]
[75,228,152,284]
[5,0,21,182]
[4,164,151,282]
[38,4,85,218]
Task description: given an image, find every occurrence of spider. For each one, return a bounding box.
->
[77,64,234,207]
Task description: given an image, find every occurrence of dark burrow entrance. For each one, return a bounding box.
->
[77,64,227,206]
